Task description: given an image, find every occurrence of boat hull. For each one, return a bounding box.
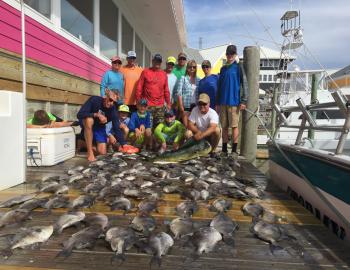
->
[269,143,350,240]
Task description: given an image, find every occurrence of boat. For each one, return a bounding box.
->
[268,9,350,240]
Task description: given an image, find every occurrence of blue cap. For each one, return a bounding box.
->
[138,98,148,106]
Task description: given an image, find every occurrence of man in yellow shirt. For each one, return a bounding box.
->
[120,51,143,112]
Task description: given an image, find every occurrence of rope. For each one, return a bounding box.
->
[244,108,350,234]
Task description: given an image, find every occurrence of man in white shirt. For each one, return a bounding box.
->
[187,93,221,153]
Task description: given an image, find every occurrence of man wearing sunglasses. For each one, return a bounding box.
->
[136,54,171,129]
[77,91,137,161]
[217,45,248,155]
[187,93,221,154]
[100,56,124,102]
[121,51,143,112]
[173,52,187,80]
[198,60,219,110]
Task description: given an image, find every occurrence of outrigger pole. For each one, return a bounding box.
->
[20,0,27,181]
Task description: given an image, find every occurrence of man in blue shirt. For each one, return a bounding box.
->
[100,56,124,102]
[217,45,248,155]
[198,60,219,110]
[77,91,138,161]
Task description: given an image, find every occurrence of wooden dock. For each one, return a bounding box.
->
[0,156,349,270]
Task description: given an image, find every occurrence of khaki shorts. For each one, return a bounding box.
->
[219,105,240,128]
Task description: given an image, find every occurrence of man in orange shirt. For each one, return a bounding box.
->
[120,51,143,112]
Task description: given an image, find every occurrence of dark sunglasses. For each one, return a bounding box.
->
[112,61,122,64]
[198,102,208,106]
[202,65,210,69]
[127,57,136,60]
[107,97,115,103]
[178,57,187,61]
[188,66,196,69]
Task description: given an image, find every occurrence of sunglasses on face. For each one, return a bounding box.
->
[107,97,115,103]
[202,65,210,69]
[178,57,187,61]
[112,61,122,65]
[127,57,136,60]
[188,66,196,69]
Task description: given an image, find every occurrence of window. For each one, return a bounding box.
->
[100,0,118,58]
[24,0,51,18]
[61,0,94,47]
[259,75,262,81]
[263,75,267,81]
[268,75,272,81]
[145,47,151,67]
[135,33,144,67]
[122,16,133,54]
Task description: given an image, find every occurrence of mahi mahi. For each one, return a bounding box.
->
[152,139,212,164]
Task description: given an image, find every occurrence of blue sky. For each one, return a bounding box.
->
[183,0,350,69]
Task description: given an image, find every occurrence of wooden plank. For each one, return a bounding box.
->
[0,49,100,96]
[0,78,90,105]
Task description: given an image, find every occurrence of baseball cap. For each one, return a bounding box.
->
[111,56,121,62]
[198,93,210,104]
[201,60,211,67]
[178,52,187,59]
[153,53,162,62]
[127,51,137,58]
[166,56,176,64]
[164,109,175,117]
[226,45,237,55]
[118,104,130,113]
[138,98,148,106]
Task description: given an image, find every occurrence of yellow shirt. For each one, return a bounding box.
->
[120,65,143,105]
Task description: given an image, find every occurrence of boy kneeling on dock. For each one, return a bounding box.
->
[128,99,153,150]
[106,104,131,149]
[77,91,138,161]
[154,109,186,154]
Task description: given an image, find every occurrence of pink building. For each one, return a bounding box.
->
[0,0,186,118]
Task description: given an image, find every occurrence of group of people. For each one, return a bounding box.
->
[75,45,248,162]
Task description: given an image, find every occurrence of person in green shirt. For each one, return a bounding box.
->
[172,52,187,80]
[154,109,186,153]
[27,110,75,128]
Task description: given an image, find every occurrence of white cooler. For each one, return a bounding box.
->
[27,127,76,166]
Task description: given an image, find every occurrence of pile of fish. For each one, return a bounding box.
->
[0,150,298,266]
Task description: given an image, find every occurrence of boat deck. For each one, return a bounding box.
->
[0,156,349,270]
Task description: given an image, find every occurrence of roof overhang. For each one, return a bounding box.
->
[121,0,187,58]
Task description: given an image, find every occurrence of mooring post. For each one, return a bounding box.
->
[240,46,260,163]
[308,73,318,139]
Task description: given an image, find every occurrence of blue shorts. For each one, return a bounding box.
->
[79,120,108,144]
[93,126,108,143]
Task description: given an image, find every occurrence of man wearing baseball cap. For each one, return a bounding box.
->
[217,44,248,155]
[77,91,138,161]
[173,52,187,80]
[165,56,178,104]
[120,50,143,112]
[187,93,221,154]
[100,56,124,101]
[136,53,171,129]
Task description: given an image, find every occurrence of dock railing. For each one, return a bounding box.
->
[273,90,350,155]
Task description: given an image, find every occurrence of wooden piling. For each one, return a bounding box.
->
[240,46,260,163]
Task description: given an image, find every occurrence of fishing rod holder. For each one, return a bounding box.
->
[273,90,350,155]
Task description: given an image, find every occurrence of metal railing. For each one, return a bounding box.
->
[273,91,350,155]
